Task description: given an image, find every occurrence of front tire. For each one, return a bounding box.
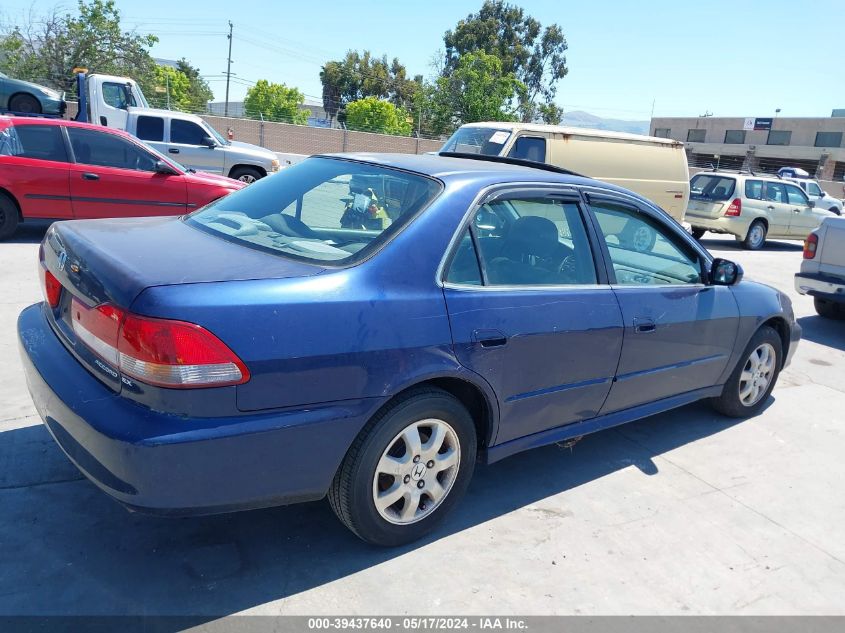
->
[711,326,782,418]
[9,93,41,114]
[743,220,767,250]
[228,166,263,184]
[690,227,706,240]
[329,388,477,546]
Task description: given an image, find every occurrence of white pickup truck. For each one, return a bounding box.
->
[795,216,845,318]
[75,72,280,182]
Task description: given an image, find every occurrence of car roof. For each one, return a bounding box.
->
[458,121,682,146]
[0,115,135,138]
[698,170,786,183]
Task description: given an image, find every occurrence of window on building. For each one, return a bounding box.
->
[767,130,792,146]
[653,128,670,138]
[724,130,746,144]
[686,129,706,143]
[815,132,843,148]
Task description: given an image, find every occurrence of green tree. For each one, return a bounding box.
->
[443,0,568,122]
[175,58,214,112]
[143,64,191,110]
[243,79,308,125]
[319,50,423,126]
[0,0,158,96]
[426,51,524,136]
[345,97,412,136]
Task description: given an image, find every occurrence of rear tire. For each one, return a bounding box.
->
[743,220,767,250]
[829,206,841,216]
[691,227,706,240]
[711,326,781,418]
[9,93,41,114]
[228,166,263,184]
[0,193,20,240]
[814,297,845,319]
[329,387,477,547]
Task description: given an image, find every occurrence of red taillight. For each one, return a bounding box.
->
[804,232,818,259]
[70,298,249,388]
[725,198,742,217]
[40,266,62,308]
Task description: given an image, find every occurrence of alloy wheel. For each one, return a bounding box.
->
[238,174,257,184]
[372,418,461,525]
[739,342,776,406]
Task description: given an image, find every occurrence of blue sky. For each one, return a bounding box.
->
[3,0,843,119]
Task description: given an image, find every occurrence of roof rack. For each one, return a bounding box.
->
[707,165,757,176]
[438,151,586,178]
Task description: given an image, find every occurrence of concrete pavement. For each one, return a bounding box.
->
[0,226,843,617]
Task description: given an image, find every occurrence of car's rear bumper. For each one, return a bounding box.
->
[795,272,845,304]
[685,211,750,238]
[17,302,375,516]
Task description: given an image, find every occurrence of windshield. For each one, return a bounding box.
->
[440,127,512,156]
[186,157,442,265]
[690,174,736,201]
[205,123,229,145]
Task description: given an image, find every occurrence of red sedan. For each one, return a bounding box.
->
[0,116,244,239]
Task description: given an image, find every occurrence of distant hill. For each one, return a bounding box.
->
[560,110,650,135]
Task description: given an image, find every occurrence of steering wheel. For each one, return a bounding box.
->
[557,255,578,282]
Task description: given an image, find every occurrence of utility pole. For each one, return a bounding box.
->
[225,21,233,117]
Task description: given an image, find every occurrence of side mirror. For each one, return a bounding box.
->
[710,258,743,286]
[821,191,828,197]
[808,200,815,208]
[202,136,216,148]
[154,160,178,175]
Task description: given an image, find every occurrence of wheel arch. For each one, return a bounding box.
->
[761,316,791,369]
[227,164,267,179]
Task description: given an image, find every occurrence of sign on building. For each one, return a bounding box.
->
[744,117,773,131]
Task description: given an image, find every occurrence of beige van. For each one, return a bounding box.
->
[440,122,690,222]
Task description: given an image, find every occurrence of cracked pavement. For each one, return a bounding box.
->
[0,223,843,616]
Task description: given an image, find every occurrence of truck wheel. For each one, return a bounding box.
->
[743,220,767,250]
[329,387,477,547]
[0,193,20,240]
[9,93,41,114]
[711,326,781,418]
[229,167,263,184]
[814,297,845,320]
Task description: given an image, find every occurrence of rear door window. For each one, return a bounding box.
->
[764,182,787,203]
[136,116,164,142]
[507,136,546,163]
[690,174,736,201]
[2,124,68,162]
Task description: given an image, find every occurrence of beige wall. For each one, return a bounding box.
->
[65,102,442,156]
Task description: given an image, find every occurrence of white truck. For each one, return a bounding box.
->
[795,216,845,318]
[777,167,842,215]
[74,72,280,182]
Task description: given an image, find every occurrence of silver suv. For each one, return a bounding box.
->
[686,170,835,250]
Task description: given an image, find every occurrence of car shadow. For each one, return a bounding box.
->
[0,399,756,620]
[797,314,845,351]
[699,238,802,253]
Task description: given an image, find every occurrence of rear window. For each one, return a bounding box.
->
[745,180,764,200]
[690,174,736,201]
[441,127,511,156]
[0,124,68,162]
[186,157,442,265]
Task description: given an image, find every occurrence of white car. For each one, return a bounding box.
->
[778,167,842,215]
[795,216,845,318]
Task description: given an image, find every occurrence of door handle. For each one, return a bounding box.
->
[168,148,180,154]
[82,172,99,181]
[472,329,508,348]
[766,205,775,210]
[793,208,802,213]
[633,317,656,333]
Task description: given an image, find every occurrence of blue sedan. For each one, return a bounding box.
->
[18,153,800,546]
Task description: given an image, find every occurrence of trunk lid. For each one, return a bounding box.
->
[41,216,324,391]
